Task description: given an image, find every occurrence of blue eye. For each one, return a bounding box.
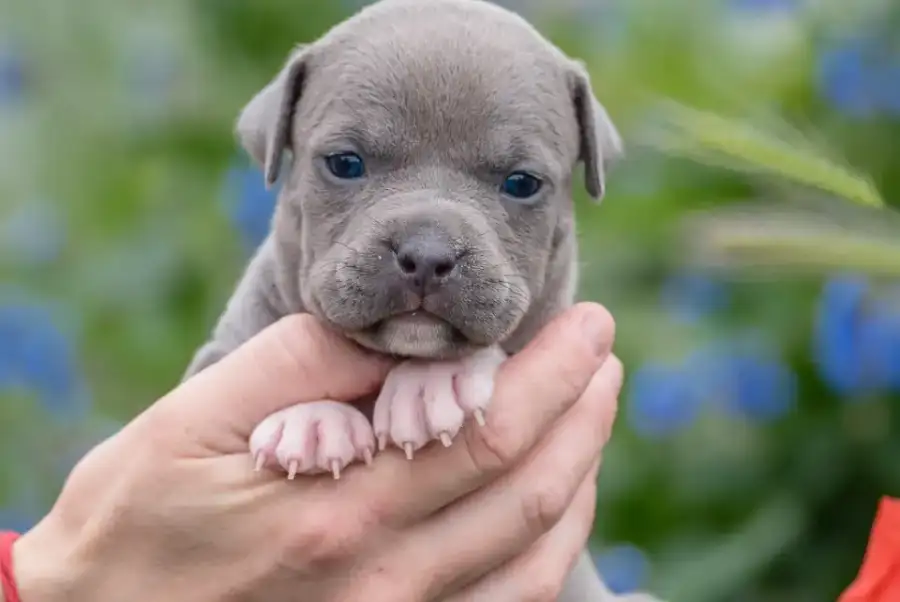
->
[501,172,542,200]
[325,152,366,179]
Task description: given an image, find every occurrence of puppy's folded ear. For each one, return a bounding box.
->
[236,44,310,188]
[569,61,623,202]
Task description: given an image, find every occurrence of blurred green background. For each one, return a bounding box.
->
[4,0,900,600]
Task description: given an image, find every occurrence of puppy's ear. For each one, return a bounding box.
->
[569,61,623,202]
[236,45,310,188]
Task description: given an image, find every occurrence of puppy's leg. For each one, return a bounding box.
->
[372,345,507,458]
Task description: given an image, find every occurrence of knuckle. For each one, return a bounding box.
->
[521,483,570,537]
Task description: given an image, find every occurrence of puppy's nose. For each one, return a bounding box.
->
[394,237,457,294]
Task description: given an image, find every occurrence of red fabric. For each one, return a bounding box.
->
[0,531,22,602]
[839,497,900,602]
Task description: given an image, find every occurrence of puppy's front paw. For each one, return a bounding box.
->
[250,401,375,480]
[372,345,507,459]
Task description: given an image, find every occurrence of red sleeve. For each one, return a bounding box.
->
[839,497,900,602]
[0,531,22,602]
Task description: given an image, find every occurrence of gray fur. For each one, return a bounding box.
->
[185,0,626,599]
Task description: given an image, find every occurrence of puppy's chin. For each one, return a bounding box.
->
[346,312,481,360]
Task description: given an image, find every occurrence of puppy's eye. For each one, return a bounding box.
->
[325,152,366,179]
[501,172,542,200]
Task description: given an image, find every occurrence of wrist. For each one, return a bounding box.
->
[11,517,94,602]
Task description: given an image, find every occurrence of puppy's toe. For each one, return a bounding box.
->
[249,411,288,471]
[454,345,507,425]
[250,401,373,480]
[455,347,507,425]
[374,362,432,459]
[423,363,466,446]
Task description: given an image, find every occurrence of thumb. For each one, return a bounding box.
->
[151,313,395,453]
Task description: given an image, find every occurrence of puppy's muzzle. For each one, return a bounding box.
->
[311,200,526,358]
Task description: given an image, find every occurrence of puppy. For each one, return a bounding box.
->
[185,0,631,599]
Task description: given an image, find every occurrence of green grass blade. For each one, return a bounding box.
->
[680,203,900,276]
[647,102,884,209]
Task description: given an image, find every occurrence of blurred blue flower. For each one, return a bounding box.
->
[688,342,797,421]
[627,362,703,437]
[726,355,796,420]
[221,162,279,251]
[660,271,729,324]
[812,275,874,396]
[593,544,650,595]
[817,37,900,118]
[0,38,25,106]
[0,300,89,420]
[855,293,900,392]
[817,40,880,118]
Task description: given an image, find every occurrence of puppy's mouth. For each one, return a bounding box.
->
[374,310,468,352]
[379,310,448,329]
[348,310,473,360]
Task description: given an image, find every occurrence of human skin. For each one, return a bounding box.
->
[6,303,621,602]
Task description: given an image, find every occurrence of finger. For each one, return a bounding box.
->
[347,303,617,522]
[150,314,395,453]
[443,470,599,602]
[394,355,622,600]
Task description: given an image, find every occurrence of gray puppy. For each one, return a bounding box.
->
[184,0,638,599]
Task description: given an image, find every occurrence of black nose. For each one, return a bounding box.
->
[394,236,458,294]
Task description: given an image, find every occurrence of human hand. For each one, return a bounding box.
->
[11,303,620,602]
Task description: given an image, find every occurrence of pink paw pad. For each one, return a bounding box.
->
[372,345,506,459]
[249,401,375,480]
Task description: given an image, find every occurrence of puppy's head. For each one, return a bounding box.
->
[236,0,622,359]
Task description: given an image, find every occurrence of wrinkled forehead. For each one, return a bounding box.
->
[305,29,578,176]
